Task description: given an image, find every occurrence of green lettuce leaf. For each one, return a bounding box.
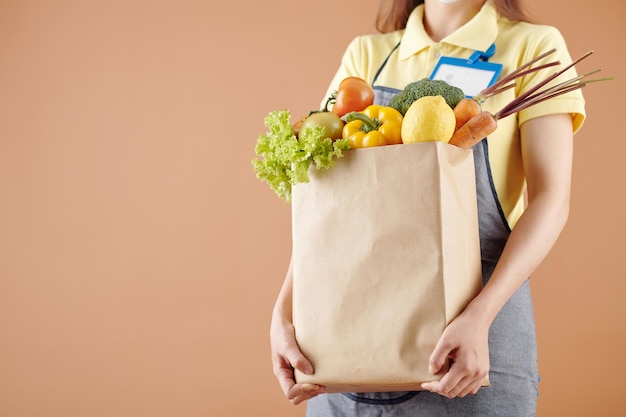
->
[252,109,350,202]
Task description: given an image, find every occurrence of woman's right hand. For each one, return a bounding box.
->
[270,312,326,404]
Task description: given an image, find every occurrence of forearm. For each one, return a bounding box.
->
[466,190,569,324]
[273,256,294,322]
[466,113,574,326]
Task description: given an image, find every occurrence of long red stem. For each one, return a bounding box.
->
[474,48,559,100]
[496,51,595,118]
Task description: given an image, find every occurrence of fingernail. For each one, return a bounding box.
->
[304,365,313,375]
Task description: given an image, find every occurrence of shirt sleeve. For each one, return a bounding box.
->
[320,36,369,108]
[320,32,405,109]
[515,26,587,134]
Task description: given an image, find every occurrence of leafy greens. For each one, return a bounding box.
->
[252,110,350,202]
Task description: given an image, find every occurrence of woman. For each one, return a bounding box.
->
[270,0,586,415]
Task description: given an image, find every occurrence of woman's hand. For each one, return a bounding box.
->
[270,312,326,404]
[421,309,490,398]
[270,257,326,405]
[421,114,574,399]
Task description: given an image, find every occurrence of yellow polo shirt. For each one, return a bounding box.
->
[324,0,586,227]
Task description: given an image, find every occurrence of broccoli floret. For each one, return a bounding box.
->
[389,78,465,115]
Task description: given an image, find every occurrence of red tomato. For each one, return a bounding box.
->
[331,77,375,117]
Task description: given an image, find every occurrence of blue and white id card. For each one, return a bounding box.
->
[430,56,502,98]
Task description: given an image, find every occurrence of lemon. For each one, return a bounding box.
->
[401,95,456,144]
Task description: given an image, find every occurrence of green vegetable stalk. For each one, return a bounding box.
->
[252,109,350,202]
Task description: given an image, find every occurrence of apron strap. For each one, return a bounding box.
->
[371,41,401,87]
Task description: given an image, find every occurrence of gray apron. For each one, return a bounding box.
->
[306,45,539,417]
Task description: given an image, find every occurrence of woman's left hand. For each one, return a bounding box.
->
[421,309,490,398]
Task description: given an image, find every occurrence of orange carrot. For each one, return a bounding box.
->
[448,111,498,149]
[453,98,482,132]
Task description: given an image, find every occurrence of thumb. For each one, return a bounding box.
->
[284,344,314,375]
[428,338,454,375]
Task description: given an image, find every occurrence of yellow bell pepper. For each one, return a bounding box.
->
[341,105,404,148]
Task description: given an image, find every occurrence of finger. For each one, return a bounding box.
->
[438,363,466,396]
[457,376,485,397]
[421,363,465,397]
[446,361,488,397]
[424,372,485,398]
[287,383,326,405]
[446,376,473,398]
[423,379,467,399]
[274,353,323,401]
[275,362,298,397]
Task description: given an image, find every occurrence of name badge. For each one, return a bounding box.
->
[430,44,503,98]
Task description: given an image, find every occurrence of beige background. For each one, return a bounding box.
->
[0,0,623,416]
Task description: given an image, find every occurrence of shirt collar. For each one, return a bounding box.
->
[398,1,499,60]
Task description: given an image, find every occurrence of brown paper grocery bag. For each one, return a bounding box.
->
[291,141,486,393]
